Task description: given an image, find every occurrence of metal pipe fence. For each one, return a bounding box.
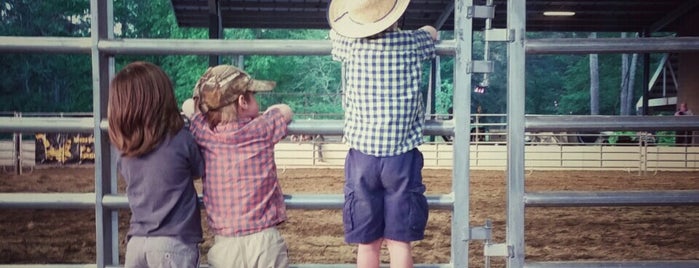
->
[2,0,699,267]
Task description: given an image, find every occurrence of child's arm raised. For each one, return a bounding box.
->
[419,25,439,41]
[265,104,294,123]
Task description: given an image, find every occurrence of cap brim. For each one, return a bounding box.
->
[328,0,410,38]
[249,79,276,92]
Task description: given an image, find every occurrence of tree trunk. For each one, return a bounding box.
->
[619,32,639,115]
[620,53,630,114]
[627,53,638,115]
[589,32,599,115]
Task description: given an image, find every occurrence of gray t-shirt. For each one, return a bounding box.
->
[117,128,204,243]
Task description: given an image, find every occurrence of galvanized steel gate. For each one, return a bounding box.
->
[1,0,699,267]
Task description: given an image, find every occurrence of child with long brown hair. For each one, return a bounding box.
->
[108,61,205,268]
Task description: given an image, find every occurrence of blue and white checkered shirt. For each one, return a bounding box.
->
[331,29,436,157]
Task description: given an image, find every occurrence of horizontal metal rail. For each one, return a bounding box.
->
[0,263,454,268]
[24,260,699,268]
[525,115,699,132]
[0,193,454,210]
[0,37,92,54]
[6,190,699,210]
[524,190,699,207]
[524,260,699,268]
[6,36,699,56]
[0,117,96,133]
[4,116,699,135]
[0,117,454,136]
[526,36,699,54]
[0,193,95,209]
[0,265,97,268]
[116,264,455,268]
[0,37,455,56]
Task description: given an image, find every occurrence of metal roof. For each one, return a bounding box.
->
[170,0,699,33]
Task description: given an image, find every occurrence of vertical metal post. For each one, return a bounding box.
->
[506,0,526,266]
[235,55,245,68]
[641,31,650,115]
[426,58,438,142]
[208,0,222,66]
[452,0,472,267]
[91,0,118,267]
[13,112,21,175]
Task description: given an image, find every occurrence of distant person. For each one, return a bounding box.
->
[108,61,204,268]
[328,0,438,267]
[188,65,293,268]
[675,102,693,116]
[289,134,326,162]
[675,102,693,145]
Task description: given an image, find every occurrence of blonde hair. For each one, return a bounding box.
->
[108,61,184,157]
[194,93,252,130]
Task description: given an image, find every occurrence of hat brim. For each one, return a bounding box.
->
[328,0,410,38]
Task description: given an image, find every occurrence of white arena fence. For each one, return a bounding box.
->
[275,140,699,172]
[7,138,699,172]
[2,0,699,268]
[4,113,699,173]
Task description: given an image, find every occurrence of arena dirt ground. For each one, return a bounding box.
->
[1,167,698,267]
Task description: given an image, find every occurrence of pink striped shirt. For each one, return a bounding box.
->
[189,109,288,236]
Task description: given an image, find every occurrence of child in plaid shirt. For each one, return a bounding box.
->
[187,65,293,268]
[328,0,439,267]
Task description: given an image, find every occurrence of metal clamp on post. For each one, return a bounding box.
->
[485,28,514,42]
[468,219,492,241]
[468,60,494,74]
[484,243,513,258]
[467,5,495,19]
[477,0,497,89]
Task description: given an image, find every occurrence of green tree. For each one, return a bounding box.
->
[0,0,92,113]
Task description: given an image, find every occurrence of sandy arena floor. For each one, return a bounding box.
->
[1,167,698,267]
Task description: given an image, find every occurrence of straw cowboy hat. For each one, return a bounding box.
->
[328,0,410,38]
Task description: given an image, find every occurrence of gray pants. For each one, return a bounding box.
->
[125,236,200,268]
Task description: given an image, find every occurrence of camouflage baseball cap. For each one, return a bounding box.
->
[194,65,276,112]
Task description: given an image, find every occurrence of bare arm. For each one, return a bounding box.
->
[420,25,438,41]
[265,104,293,123]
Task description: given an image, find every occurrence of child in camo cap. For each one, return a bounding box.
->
[187,65,293,268]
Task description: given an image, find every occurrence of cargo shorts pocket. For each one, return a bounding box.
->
[342,191,356,231]
[408,191,429,235]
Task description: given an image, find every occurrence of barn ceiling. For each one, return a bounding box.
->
[169,0,699,33]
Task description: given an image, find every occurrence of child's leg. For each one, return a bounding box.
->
[357,238,383,268]
[385,238,413,268]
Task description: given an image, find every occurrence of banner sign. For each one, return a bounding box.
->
[35,133,95,164]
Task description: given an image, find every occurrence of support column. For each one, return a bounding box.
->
[676,8,699,110]
[208,0,222,66]
[677,8,699,144]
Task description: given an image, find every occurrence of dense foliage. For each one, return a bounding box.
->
[1,0,655,119]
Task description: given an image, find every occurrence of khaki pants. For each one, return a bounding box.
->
[207,227,289,268]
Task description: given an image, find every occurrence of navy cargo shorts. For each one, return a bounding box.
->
[342,148,429,244]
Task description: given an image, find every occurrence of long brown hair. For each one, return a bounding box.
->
[108,61,184,157]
